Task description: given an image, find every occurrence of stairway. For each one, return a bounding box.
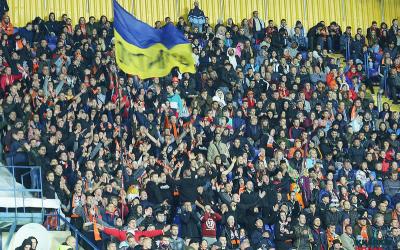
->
[372,86,400,112]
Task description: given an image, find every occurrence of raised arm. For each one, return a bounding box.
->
[222,157,237,176]
[145,129,161,147]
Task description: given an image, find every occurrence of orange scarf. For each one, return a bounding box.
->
[172,123,178,139]
[1,20,14,36]
[360,225,369,241]
[239,184,245,194]
[350,106,357,121]
[327,230,337,248]
[93,218,102,241]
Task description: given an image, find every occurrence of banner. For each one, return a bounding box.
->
[113,0,195,79]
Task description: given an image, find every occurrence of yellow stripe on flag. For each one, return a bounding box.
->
[114,32,195,79]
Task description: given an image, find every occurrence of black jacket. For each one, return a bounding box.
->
[179,210,201,240]
[324,210,341,228]
[146,181,163,204]
[0,0,8,18]
[221,225,241,249]
[43,181,56,199]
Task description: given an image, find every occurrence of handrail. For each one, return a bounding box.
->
[2,165,43,169]
[0,165,44,249]
[0,188,43,192]
[0,165,44,219]
[377,89,383,112]
[2,166,99,249]
[57,214,99,250]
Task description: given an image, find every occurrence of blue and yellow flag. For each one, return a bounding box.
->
[113,0,195,79]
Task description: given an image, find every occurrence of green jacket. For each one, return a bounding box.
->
[340,233,355,250]
[294,224,312,250]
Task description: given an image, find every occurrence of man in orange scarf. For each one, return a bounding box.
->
[0,15,13,35]
[353,216,373,247]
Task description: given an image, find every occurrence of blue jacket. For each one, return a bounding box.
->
[364,180,384,194]
[311,227,328,250]
[167,93,183,113]
[18,28,34,44]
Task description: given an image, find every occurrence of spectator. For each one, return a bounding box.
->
[98,217,169,242]
[43,170,56,199]
[207,133,230,163]
[248,11,265,42]
[340,224,355,250]
[387,67,400,104]
[274,210,294,249]
[57,235,75,250]
[1,6,400,250]
[0,15,13,36]
[200,205,222,245]
[170,224,185,250]
[221,215,240,249]
[311,217,328,250]
[293,213,313,249]
[180,201,202,242]
[384,171,400,198]
[26,237,38,250]
[188,1,205,33]
[16,238,32,250]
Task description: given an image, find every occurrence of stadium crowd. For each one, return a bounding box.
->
[1,0,400,249]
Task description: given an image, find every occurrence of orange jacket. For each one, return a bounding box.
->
[326,72,338,90]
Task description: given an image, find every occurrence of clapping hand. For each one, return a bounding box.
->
[163,225,171,233]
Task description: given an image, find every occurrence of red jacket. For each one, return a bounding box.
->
[0,74,21,91]
[200,212,222,237]
[118,202,129,221]
[103,227,163,242]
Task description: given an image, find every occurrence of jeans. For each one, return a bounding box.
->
[327,37,333,51]
[6,155,14,166]
[317,37,324,49]
[203,237,217,246]
[317,37,333,51]
[30,168,41,189]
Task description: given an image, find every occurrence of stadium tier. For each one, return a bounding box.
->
[0,0,400,249]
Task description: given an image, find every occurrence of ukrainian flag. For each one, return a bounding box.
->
[113,0,195,79]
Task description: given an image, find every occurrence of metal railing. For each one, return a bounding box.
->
[377,89,383,112]
[1,165,44,215]
[0,165,98,250]
[55,214,100,250]
[0,165,44,248]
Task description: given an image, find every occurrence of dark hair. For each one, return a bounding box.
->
[17,239,32,250]
[28,236,38,244]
